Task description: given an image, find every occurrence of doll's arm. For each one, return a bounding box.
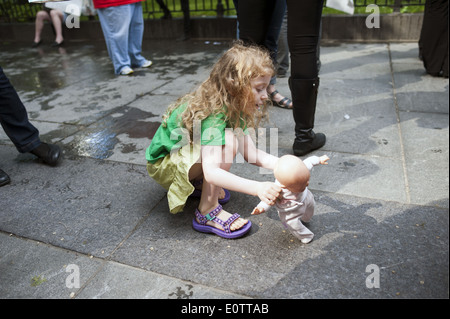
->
[251,201,271,215]
[303,155,330,170]
[319,155,330,165]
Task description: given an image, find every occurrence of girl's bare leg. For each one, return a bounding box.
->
[196,131,248,231]
[189,163,226,200]
[188,163,203,181]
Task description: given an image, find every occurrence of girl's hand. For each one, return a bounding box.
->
[256,182,282,206]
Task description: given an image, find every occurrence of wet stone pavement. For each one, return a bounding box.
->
[1,40,226,164]
[0,39,448,300]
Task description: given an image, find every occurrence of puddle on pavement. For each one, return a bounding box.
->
[1,40,229,160]
[66,106,161,159]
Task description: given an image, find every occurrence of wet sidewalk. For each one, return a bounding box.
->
[0,39,448,300]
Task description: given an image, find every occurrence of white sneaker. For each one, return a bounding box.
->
[120,66,134,75]
[141,60,153,68]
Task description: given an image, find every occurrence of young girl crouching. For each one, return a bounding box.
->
[146,42,282,239]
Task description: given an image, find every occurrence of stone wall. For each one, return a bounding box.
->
[0,14,423,43]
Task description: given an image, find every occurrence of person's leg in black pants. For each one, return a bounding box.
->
[235,0,273,46]
[155,0,172,19]
[236,0,292,108]
[235,0,285,62]
[0,67,41,154]
[418,0,448,77]
[236,0,325,156]
[265,0,292,109]
[180,0,191,40]
[287,0,325,156]
[0,66,61,186]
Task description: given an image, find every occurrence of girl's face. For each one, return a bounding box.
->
[250,75,271,110]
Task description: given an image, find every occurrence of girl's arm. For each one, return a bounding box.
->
[237,134,279,170]
[201,144,281,205]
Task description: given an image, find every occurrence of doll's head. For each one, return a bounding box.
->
[274,155,310,193]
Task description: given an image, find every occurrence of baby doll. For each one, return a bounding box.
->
[252,154,329,243]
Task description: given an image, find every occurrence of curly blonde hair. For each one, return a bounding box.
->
[162,41,275,140]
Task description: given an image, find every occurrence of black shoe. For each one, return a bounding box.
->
[30,143,61,166]
[0,169,11,187]
[51,40,64,47]
[293,131,326,157]
[32,40,42,48]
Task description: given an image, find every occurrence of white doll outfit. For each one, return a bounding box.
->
[256,156,321,243]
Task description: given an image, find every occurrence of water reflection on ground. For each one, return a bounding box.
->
[0,39,229,163]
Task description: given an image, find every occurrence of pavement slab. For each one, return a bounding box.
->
[0,39,448,300]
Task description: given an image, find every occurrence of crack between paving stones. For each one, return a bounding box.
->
[387,43,411,204]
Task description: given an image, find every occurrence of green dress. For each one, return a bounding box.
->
[146,104,247,213]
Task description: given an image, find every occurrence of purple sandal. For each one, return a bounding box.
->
[189,179,230,205]
[192,204,252,239]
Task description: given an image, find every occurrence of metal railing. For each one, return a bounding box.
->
[1,0,426,23]
[141,0,234,19]
[353,0,425,11]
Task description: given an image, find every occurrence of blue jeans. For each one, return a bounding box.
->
[0,67,41,153]
[97,2,147,74]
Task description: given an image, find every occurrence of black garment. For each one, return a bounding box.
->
[235,0,326,155]
[0,169,10,187]
[289,77,325,156]
[235,0,286,63]
[235,0,278,49]
[419,0,448,77]
[181,0,191,39]
[0,66,41,153]
[286,0,324,80]
[155,0,172,19]
[155,0,190,38]
[236,0,323,79]
[286,0,326,156]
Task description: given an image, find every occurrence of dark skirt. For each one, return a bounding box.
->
[418,0,448,77]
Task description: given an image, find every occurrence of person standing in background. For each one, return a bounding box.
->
[155,0,172,19]
[32,4,65,47]
[1,67,61,187]
[92,0,153,75]
[419,0,448,78]
[236,0,326,156]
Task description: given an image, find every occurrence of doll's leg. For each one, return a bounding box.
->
[300,191,315,223]
[196,130,248,232]
[279,210,314,243]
